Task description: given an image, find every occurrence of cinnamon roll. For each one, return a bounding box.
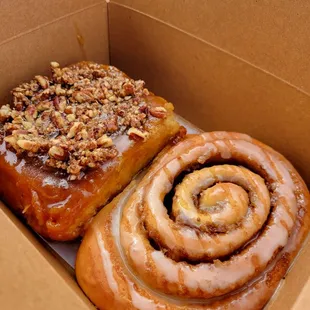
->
[76,132,310,309]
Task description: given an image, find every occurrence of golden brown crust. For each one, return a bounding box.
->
[76,132,310,310]
[0,62,180,240]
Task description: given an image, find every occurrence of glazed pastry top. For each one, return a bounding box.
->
[0,61,168,179]
[76,131,310,309]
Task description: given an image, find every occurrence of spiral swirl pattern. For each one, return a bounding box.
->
[77,132,310,310]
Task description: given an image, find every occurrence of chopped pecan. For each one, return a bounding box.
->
[75,129,89,141]
[14,102,24,111]
[17,139,40,152]
[4,135,18,150]
[97,134,113,147]
[55,84,66,96]
[24,90,33,97]
[67,160,82,175]
[53,96,66,112]
[64,105,75,114]
[50,61,60,68]
[13,87,25,92]
[13,92,30,105]
[80,115,89,122]
[106,116,118,132]
[86,109,96,118]
[25,105,38,121]
[52,111,65,129]
[121,82,135,96]
[108,95,117,102]
[46,157,68,170]
[171,126,187,145]
[30,81,40,92]
[48,146,68,161]
[40,111,51,123]
[138,104,148,113]
[0,105,12,123]
[67,122,82,139]
[73,90,93,103]
[103,80,111,89]
[128,127,148,141]
[143,88,150,96]
[12,115,23,124]
[5,123,21,134]
[37,100,52,112]
[66,114,75,122]
[130,117,142,128]
[134,80,145,91]
[35,75,49,89]
[12,129,29,135]
[149,106,167,118]
[66,88,74,95]
[22,121,33,130]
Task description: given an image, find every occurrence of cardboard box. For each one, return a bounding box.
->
[0,0,309,309]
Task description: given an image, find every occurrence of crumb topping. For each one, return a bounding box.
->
[0,62,167,179]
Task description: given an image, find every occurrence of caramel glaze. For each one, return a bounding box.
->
[0,95,180,240]
[76,132,310,310]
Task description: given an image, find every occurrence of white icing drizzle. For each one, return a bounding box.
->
[83,132,307,309]
[47,195,72,209]
[0,141,20,166]
[0,141,5,154]
[114,134,133,153]
[96,229,119,298]
[15,159,25,173]
[214,140,232,159]
[151,251,179,283]
[42,176,69,189]
[110,183,183,307]
[145,163,271,260]
[118,132,301,301]
[4,148,17,165]
[128,281,160,310]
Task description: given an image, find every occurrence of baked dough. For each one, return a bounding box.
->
[76,132,309,309]
[0,61,180,240]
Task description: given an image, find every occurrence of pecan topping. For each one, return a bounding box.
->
[55,84,66,96]
[97,134,113,147]
[0,61,167,179]
[35,75,49,89]
[0,105,12,122]
[17,139,40,152]
[25,105,38,121]
[4,135,18,150]
[150,107,167,119]
[128,127,149,141]
[66,114,76,122]
[67,122,82,139]
[48,146,68,161]
[50,62,60,68]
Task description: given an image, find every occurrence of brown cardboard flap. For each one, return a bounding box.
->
[0,1,309,309]
[0,0,103,45]
[293,280,310,310]
[0,202,94,310]
[112,0,310,94]
[109,3,310,185]
[0,2,109,104]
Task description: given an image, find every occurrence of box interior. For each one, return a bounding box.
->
[1,1,310,309]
